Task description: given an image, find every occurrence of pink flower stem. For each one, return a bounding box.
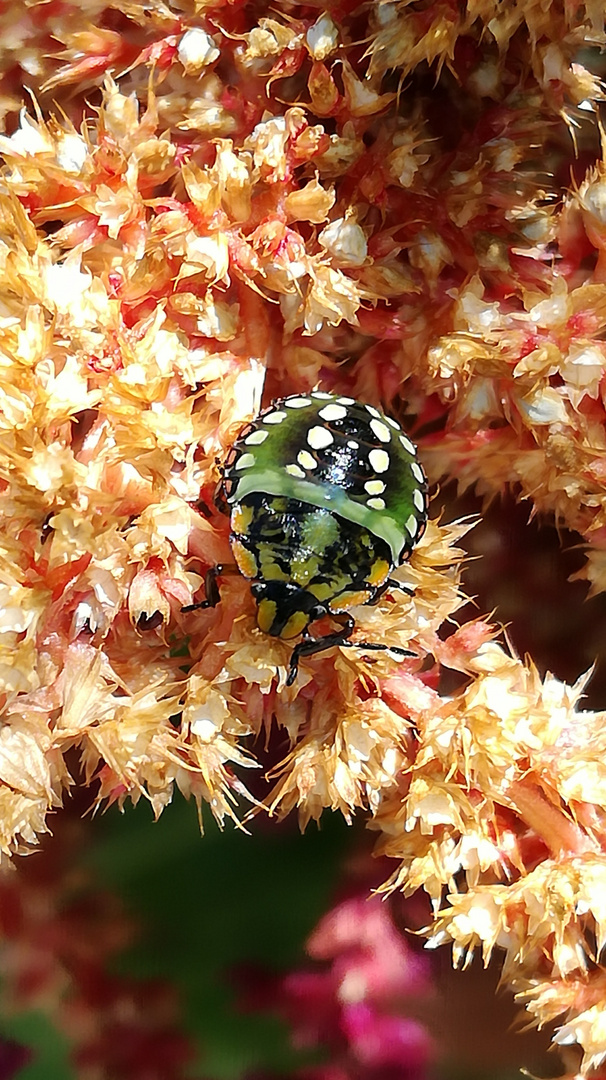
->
[504,776,598,857]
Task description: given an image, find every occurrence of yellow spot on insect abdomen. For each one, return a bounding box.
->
[259,545,289,581]
[309,570,352,603]
[308,581,335,602]
[231,539,258,580]
[329,588,373,613]
[366,558,390,587]
[280,610,310,639]
[290,553,321,586]
[231,503,254,536]
[257,598,277,634]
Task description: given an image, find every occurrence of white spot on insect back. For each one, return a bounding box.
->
[411,461,424,483]
[264,410,287,424]
[297,450,317,470]
[347,440,359,449]
[235,452,255,470]
[307,425,334,449]
[365,480,385,495]
[413,488,426,512]
[285,396,312,408]
[405,514,418,537]
[337,396,355,405]
[370,418,391,443]
[365,404,381,418]
[285,463,306,478]
[386,416,400,430]
[399,433,416,455]
[311,390,333,400]
[319,403,347,421]
[367,497,386,510]
[369,448,390,473]
[244,428,269,445]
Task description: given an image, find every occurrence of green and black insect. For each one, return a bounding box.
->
[187,392,428,685]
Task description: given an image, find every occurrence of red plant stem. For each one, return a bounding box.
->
[503,776,599,858]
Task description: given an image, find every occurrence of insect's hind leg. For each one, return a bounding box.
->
[286,615,356,686]
[286,614,415,686]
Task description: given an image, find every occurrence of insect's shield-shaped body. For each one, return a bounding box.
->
[221,392,428,651]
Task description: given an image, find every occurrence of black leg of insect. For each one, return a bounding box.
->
[286,613,416,687]
[367,578,414,603]
[182,565,229,612]
[188,391,429,687]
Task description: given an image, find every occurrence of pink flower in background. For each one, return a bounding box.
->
[243,891,433,1080]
